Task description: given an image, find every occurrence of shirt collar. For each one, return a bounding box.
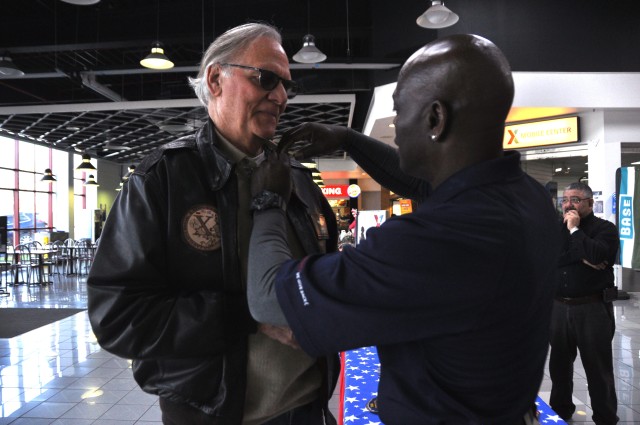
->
[214,128,265,166]
[427,151,524,204]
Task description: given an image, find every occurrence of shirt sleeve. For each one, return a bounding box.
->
[247,208,291,327]
[274,207,513,357]
[345,129,430,203]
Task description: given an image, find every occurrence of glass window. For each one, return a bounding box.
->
[0,137,73,244]
[0,189,14,244]
[35,192,50,230]
[34,144,49,175]
[0,137,15,168]
[18,142,35,172]
[0,169,14,189]
[52,149,69,233]
[18,171,36,191]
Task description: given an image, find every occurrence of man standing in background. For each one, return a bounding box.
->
[550,182,620,425]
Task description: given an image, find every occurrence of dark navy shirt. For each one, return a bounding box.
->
[275,151,560,424]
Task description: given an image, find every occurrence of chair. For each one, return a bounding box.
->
[35,242,57,284]
[74,239,94,275]
[0,251,10,296]
[11,244,32,285]
[49,240,64,275]
[27,240,43,250]
[59,238,74,275]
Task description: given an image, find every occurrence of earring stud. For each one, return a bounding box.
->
[431,134,437,141]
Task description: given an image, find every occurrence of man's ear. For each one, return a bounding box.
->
[206,64,223,97]
[427,100,447,141]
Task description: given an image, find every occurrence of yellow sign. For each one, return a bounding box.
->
[503,116,579,150]
[347,184,361,198]
[399,199,412,215]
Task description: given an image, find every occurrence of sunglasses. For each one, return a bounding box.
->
[220,63,298,99]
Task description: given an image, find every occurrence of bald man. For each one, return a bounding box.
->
[246,34,559,424]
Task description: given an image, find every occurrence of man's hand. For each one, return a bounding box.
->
[563,208,581,230]
[258,323,301,349]
[277,122,349,159]
[582,259,607,270]
[251,150,292,200]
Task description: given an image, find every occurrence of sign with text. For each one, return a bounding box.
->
[620,196,634,239]
[399,199,412,215]
[503,116,579,150]
[616,167,640,268]
[321,185,350,199]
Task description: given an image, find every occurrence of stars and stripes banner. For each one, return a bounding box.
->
[340,346,567,424]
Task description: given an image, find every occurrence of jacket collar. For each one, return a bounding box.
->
[195,119,233,191]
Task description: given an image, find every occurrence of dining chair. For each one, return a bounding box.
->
[11,244,32,285]
[74,239,94,275]
[0,251,10,296]
[60,238,74,275]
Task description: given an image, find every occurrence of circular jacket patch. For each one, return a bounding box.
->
[182,205,221,251]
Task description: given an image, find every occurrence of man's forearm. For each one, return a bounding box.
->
[247,208,291,326]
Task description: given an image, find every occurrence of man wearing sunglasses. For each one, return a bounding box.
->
[88,23,339,425]
[550,182,620,424]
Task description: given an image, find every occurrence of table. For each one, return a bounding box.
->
[340,347,567,424]
[5,246,58,285]
[29,249,58,284]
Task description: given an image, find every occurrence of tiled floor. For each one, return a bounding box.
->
[1,274,640,424]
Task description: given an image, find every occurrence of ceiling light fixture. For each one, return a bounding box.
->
[417,1,459,29]
[59,0,101,5]
[84,174,99,186]
[158,118,194,134]
[293,0,327,64]
[140,0,174,70]
[41,168,57,183]
[140,42,174,70]
[0,55,25,78]
[122,165,136,181]
[76,153,97,171]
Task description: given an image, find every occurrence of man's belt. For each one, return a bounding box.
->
[555,293,603,305]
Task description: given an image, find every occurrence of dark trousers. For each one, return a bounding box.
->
[160,396,336,425]
[549,300,618,425]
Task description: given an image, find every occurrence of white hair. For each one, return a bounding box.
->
[188,23,282,107]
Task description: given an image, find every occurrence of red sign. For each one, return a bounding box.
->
[321,185,350,199]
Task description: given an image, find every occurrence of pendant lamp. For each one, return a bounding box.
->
[59,0,101,5]
[140,0,174,70]
[0,55,25,78]
[41,168,57,182]
[84,174,99,186]
[293,0,327,64]
[76,153,97,171]
[140,42,174,70]
[122,164,136,181]
[417,0,459,29]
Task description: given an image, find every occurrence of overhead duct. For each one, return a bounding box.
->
[80,73,124,102]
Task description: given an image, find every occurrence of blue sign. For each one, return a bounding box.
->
[620,195,634,239]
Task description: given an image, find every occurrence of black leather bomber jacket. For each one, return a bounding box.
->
[87,121,339,424]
